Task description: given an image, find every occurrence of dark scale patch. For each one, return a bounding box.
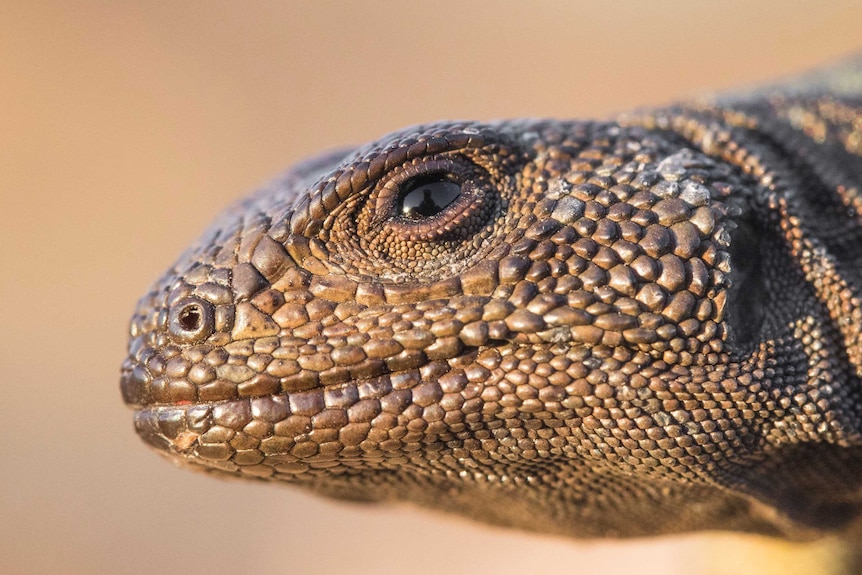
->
[724,216,768,347]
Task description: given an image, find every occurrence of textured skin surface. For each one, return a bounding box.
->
[121,57,862,540]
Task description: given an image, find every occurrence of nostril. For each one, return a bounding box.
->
[178,306,202,331]
[168,296,215,343]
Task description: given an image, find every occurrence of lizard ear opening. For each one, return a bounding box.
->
[725,216,768,347]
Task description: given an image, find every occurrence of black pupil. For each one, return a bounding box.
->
[179,306,202,331]
[399,177,461,218]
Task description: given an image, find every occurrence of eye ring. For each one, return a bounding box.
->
[168,296,215,343]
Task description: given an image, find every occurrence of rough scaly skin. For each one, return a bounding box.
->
[121,57,862,540]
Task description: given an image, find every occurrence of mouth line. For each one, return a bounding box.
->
[122,357,440,412]
[119,338,491,409]
[128,368,409,459]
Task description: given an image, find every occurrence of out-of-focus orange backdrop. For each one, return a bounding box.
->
[2,2,861,574]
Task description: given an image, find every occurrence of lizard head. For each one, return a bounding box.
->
[121,116,862,538]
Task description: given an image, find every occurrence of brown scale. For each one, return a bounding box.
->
[122,57,862,541]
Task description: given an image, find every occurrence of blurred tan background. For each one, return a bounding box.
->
[2,2,862,574]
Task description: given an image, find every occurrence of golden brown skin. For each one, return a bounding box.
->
[121,57,862,540]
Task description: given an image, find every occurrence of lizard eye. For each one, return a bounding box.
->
[319,125,522,279]
[369,156,495,243]
[398,176,462,219]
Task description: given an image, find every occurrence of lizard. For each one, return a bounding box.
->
[121,55,862,543]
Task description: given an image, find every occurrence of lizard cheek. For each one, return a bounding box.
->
[168,296,216,343]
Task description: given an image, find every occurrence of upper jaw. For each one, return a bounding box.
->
[120,356,151,407]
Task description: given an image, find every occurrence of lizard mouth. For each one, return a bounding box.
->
[119,334,482,411]
[133,403,208,454]
[126,364,451,480]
